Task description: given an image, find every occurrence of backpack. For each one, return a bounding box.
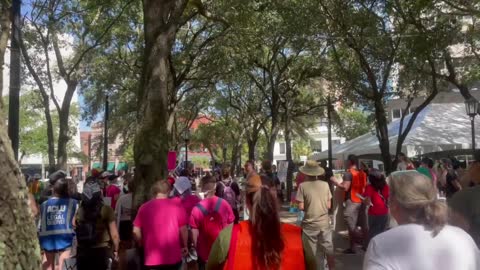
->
[75,180,103,247]
[196,198,225,250]
[75,204,102,247]
[222,183,237,210]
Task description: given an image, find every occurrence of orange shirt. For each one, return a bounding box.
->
[224,221,305,270]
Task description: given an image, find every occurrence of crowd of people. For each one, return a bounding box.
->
[25,152,480,270]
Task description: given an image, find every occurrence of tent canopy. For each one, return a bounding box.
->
[311,103,480,161]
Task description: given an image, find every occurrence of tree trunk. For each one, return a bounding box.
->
[285,117,294,203]
[0,4,11,109]
[134,0,188,208]
[247,139,256,161]
[56,82,77,171]
[0,114,42,269]
[266,130,279,161]
[373,99,393,174]
[42,96,56,174]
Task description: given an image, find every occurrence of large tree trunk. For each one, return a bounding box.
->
[285,118,294,202]
[0,4,11,109]
[265,128,279,161]
[134,0,188,208]
[247,139,256,161]
[373,99,393,174]
[0,115,42,269]
[56,82,77,171]
[43,98,56,174]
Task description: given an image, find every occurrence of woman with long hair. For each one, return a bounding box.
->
[364,171,479,270]
[206,175,315,270]
[75,177,120,270]
[362,169,389,245]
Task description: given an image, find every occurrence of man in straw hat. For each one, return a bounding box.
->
[296,160,335,269]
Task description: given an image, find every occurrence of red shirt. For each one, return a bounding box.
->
[363,184,389,216]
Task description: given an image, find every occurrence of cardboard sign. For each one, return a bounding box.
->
[168,151,177,171]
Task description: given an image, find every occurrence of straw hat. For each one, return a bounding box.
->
[299,160,325,176]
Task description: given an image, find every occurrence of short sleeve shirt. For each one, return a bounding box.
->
[363,185,389,216]
[133,198,187,266]
[76,204,115,248]
[296,180,332,230]
[189,196,234,261]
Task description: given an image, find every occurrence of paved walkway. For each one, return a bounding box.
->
[279,210,364,270]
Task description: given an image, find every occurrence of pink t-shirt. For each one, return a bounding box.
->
[134,198,187,266]
[105,185,121,208]
[171,195,201,217]
[189,196,234,261]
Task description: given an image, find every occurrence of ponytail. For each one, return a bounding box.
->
[246,181,284,269]
[422,201,447,236]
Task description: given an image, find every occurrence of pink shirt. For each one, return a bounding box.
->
[105,185,121,208]
[189,196,234,261]
[171,195,201,217]
[134,198,187,266]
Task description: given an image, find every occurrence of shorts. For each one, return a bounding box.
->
[302,227,334,256]
[119,220,133,241]
[343,200,367,232]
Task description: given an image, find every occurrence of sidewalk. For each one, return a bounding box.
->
[280,209,364,270]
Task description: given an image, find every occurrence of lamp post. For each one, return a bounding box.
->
[465,98,479,157]
[183,129,191,166]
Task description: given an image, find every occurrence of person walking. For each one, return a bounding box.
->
[28,173,45,205]
[133,180,188,270]
[362,169,389,245]
[75,178,120,270]
[417,157,433,180]
[38,177,78,270]
[206,174,316,270]
[115,178,135,270]
[296,160,335,270]
[105,174,122,209]
[364,171,479,270]
[173,176,201,217]
[215,167,240,223]
[442,159,462,198]
[396,153,414,171]
[331,154,368,254]
[449,168,480,248]
[190,176,234,270]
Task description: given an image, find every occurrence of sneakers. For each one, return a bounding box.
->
[342,248,356,254]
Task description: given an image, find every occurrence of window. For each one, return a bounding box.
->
[332,139,341,145]
[310,140,322,152]
[279,143,286,154]
[392,109,401,119]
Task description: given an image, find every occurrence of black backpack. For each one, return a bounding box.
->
[75,203,102,247]
[75,180,103,247]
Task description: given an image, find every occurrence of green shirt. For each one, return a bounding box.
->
[206,223,316,270]
[417,167,432,180]
[449,185,480,247]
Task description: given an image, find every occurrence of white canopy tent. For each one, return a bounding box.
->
[311,103,480,161]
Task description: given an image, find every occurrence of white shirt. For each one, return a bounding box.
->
[115,193,133,227]
[364,224,480,270]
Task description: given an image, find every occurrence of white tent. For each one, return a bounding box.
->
[311,102,480,161]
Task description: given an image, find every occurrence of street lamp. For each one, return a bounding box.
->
[465,98,479,156]
[183,129,191,167]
